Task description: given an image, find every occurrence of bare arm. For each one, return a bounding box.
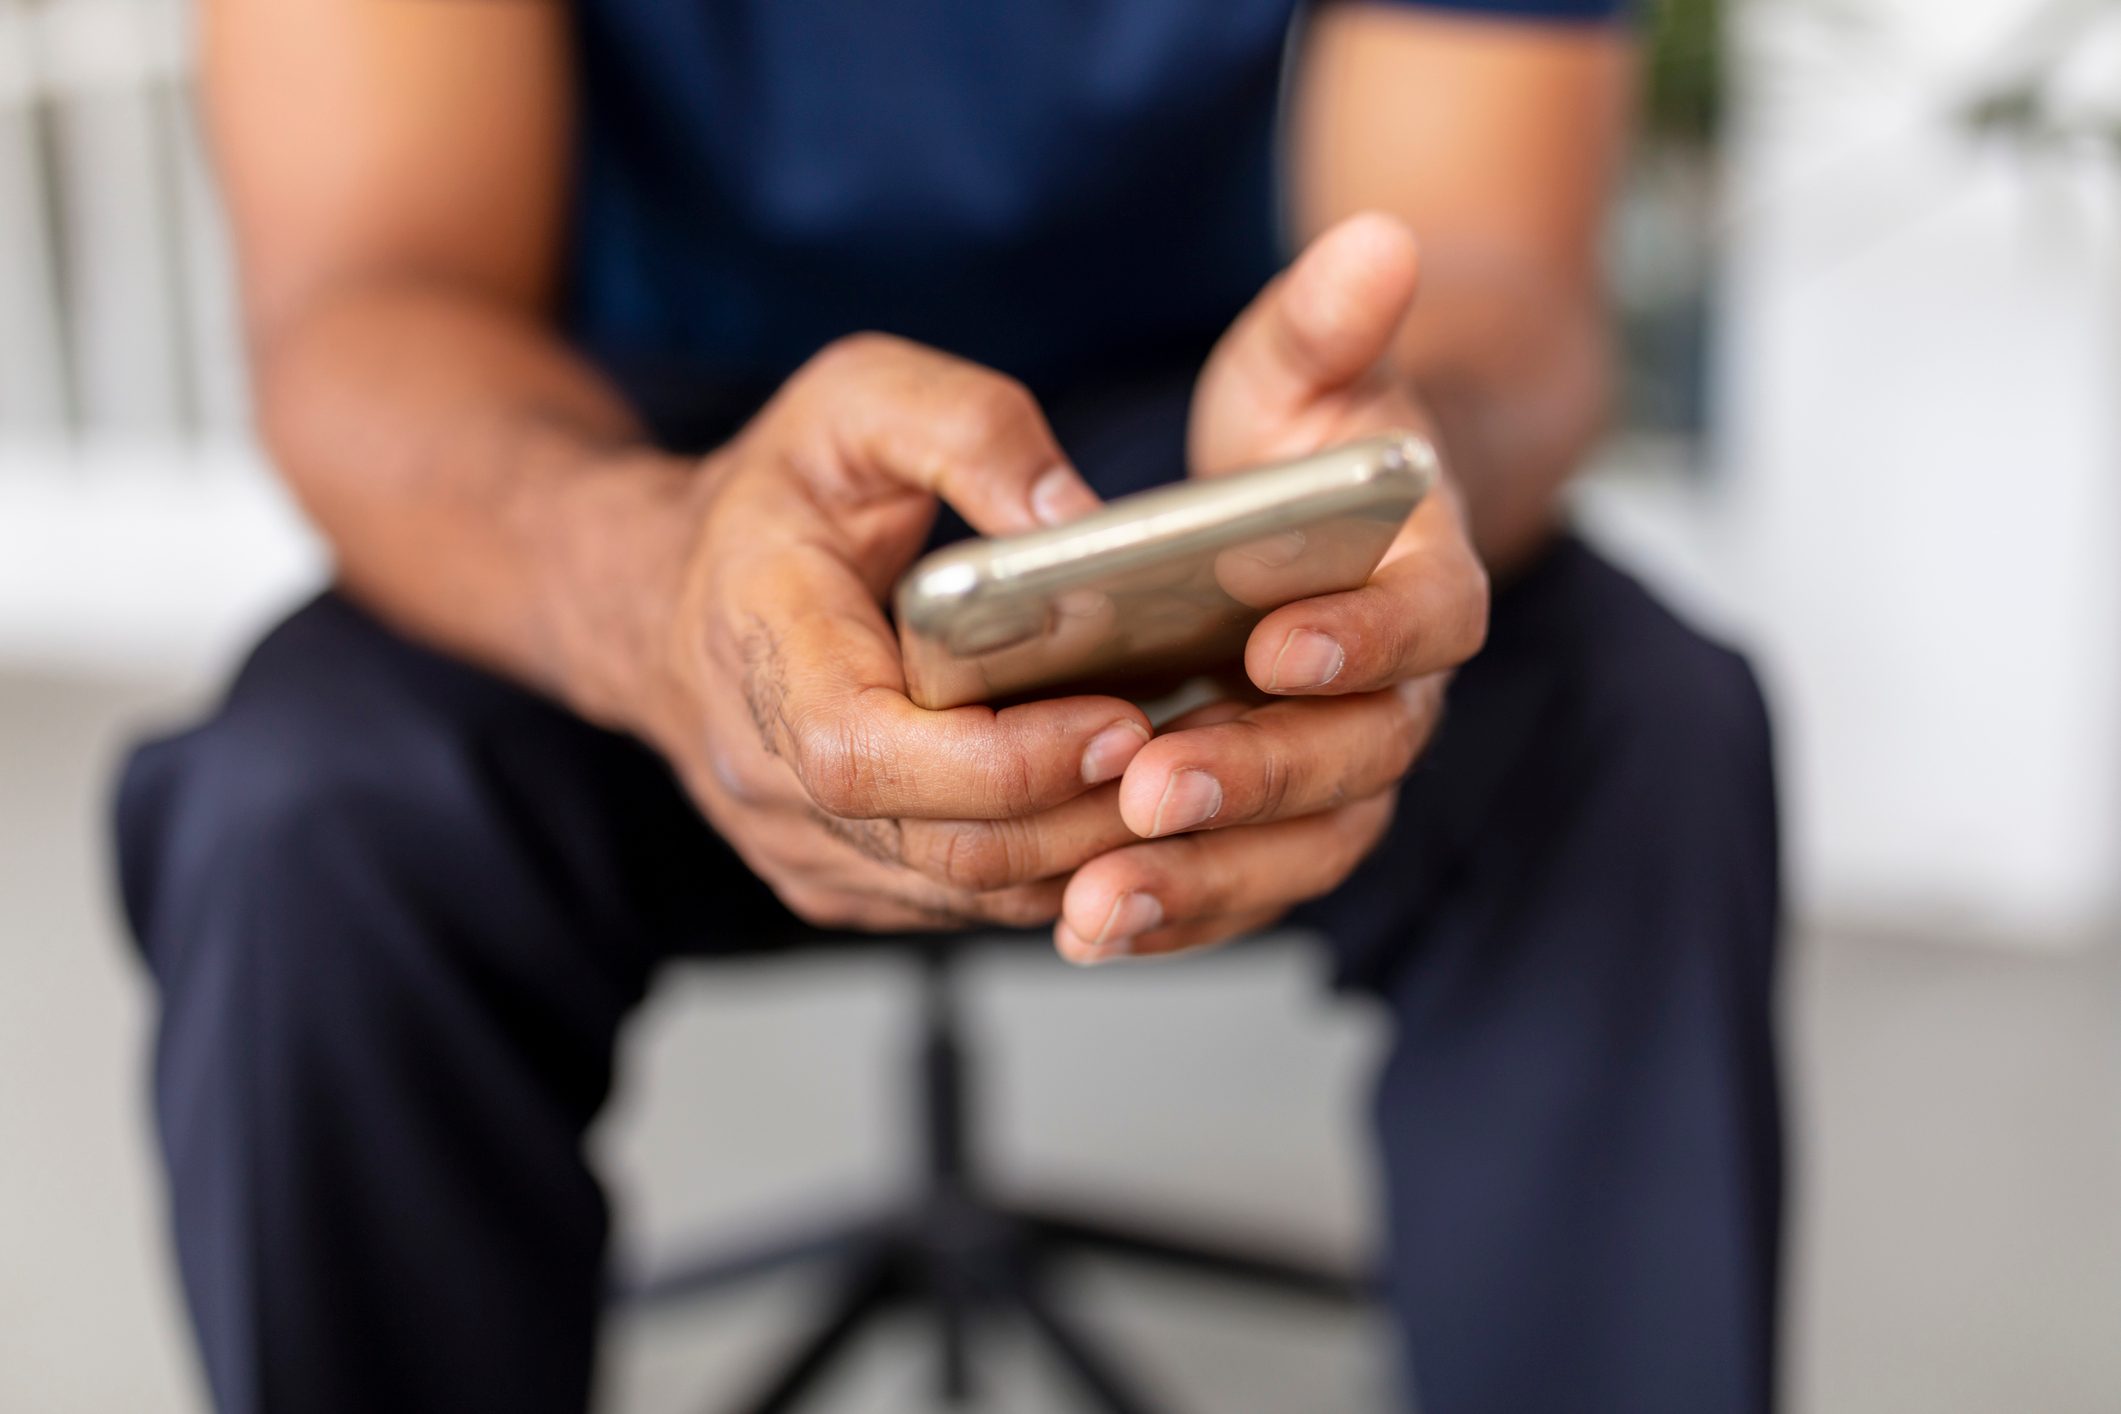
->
[205,0,684,727]
[1290,4,1635,572]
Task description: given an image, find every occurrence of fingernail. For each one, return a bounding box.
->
[1093,891,1164,950]
[1081,720,1150,785]
[1031,465,1097,527]
[1269,629,1344,691]
[1150,769,1222,836]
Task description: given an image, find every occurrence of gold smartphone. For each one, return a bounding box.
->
[895,432,1437,710]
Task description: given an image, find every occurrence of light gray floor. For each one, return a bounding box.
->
[2,669,2116,1413]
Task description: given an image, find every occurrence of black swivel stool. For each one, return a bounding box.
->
[614,933,1371,1413]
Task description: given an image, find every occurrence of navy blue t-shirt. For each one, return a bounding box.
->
[562,0,1621,450]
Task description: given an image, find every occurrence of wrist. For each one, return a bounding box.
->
[513,440,722,739]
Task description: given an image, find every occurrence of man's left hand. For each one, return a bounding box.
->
[1055,213,1490,962]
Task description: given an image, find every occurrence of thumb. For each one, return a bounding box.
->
[1209,213,1420,424]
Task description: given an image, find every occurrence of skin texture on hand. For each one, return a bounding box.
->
[634,335,1165,933]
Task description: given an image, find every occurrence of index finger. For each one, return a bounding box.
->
[1114,680,1443,837]
[790,333,1104,535]
[1242,491,1489,695]
[736,549,1153,820]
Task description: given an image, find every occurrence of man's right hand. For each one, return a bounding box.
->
[622,335,1155,933]
[206,0,1143,934]
[205,0,1144,936]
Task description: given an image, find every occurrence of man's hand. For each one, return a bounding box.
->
[1055,214,1490,962]
[631,335,1155,933]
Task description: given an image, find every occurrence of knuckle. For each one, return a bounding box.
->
[946,375,1038,450]
[1254,745,1295,821]
[996,745,1042,816]
[1244,804,1392,913]
[915,821,1020,893]
[1452,570,1492,662]
[1314,799,1396,896]
[973,886,1062,930]
[1159,832,1224,913]
[963,730,1042,818]
[1399,672,1450,750]
[779,884,855,930]
[1379,603,1427,682]
[710,745,774,808]
[1219,719,1287,821]
[1464,602,1491,661]
[1288,855,1356,908]
[1387,693,1429,772]
[789,717,867,816]
[1354,790,1398,845]
[807,331,901,384]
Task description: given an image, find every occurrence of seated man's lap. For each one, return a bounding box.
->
[120,529,1774,1001]
[115,591,803,1010]
[1311,535,1781,1414]
[114,529,1779,1413]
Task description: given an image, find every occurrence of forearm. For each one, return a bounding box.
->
[1392,241,1612,574]
[253,279,701,731]
[1285,1,1630,575]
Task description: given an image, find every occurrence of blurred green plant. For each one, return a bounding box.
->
[1619,0,1726,443]
[1962,0,2121,148]
[1643,0,1724,148]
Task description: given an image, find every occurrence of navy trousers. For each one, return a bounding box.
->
[116,532,1781,1414]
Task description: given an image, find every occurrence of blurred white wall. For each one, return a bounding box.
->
[1579,0,2121,946]
[0,1,71,433]
[0,0,304,674]
[1727,0,2121,940]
